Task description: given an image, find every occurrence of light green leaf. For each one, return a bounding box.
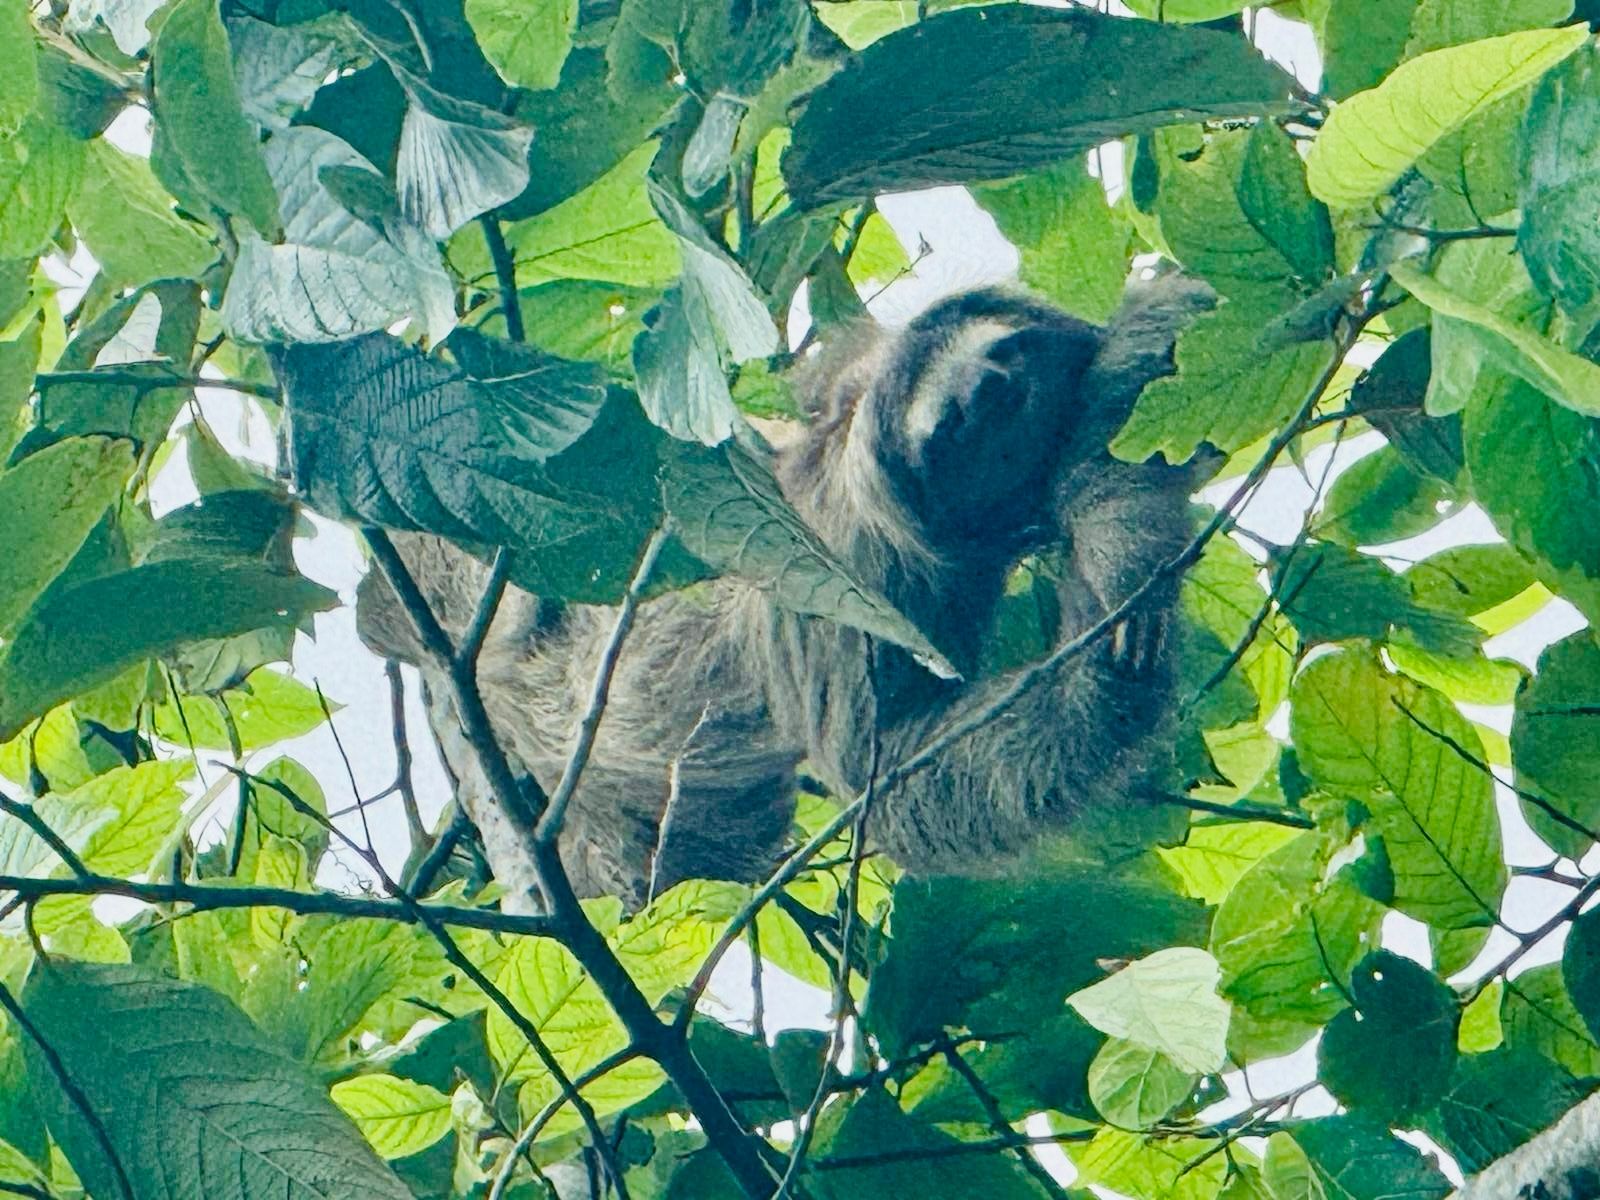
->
[1291,649,1507,930]
[153,667,332,752]
[21,963,413,1200]
[65,760,190,877]
[1075,1128,1228,1200]
[1391,259,1600,417]
[68,140,217,291]
[1087,1039,1198,1130]
[975,157,1126,323]
[0,0,38,138]
[1158,822,1301,906]
[1459,978,1504,1052]
[460,142,680,289]
[330,1074,453,1159]
[397,101,532,240]
[1067,947,1230,1074]
[0,114,85,258]
[0,436,134,638]
[467,0,577,90]
[150,0,281,237]
[1306,24,1589,207]
[221,129,456,345]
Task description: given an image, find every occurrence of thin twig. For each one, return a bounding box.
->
[458,548,512,675]
[0,870,555,937]
[36,368,280,400]
[537,528,668,845]
[238,768,633,1199]
[405,803,471,896]
[364,529,779,1199]
[776,719,879,1198]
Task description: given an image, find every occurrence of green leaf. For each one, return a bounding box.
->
[274,330,666,604]
[1346,328,1464,484]
[661,436,955,673]
[153,668,330,752]
[1407,0,1577,56]
[65,759,190,876]
[67,141,217,292]
[0,0,38,138]
[1319,951,1458,1122]
[1503,964,1600,1077]
[1074,1128,1227,1200]
[467,0,576,90]
[1087,1039,1198,1129]
[865,866,1207,1058]
[1111,290,1336,462]
[0,114,85,258]
[1210,833,1381,1032]
[1463,374,1600,622]
[1291,1115,1451,1200]
[0,558,335,741]
[1157,821,1301,906]
[221,127,455,345]
[1405,544,1543,625]
[1067,947,1230,1074]
[1391,259,1600,417]
[1153,123,1333,298]
[1320,0,1417,99]
[330,1075,453,1160]
[1521,43,1600,316]
[1512,633,1600,857]
[1315,445,1453,546]
[1306,24,1589,207]
[1428,1045,1583,1174]
[784,5,1297,208]
[21,962,412,1200]
[396,98,532,240]
[1291,649,1507,931]
[0,436,133,638]
[975,157,1126,323]
[227,15,347,131]
[814,1088,1045,1200]
[1563,903,1600,1042]
[453,141,680,289]
[150,0,281,237]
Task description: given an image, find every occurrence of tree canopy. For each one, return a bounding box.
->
[2,0,1600,1197]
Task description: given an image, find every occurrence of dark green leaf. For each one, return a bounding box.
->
[661,435,954,671]
[1427,1046,1584,1174]
[1511,632,1600,857]
[785,5,1298,208]
[21,962,412,1200]
[1291,1115,1451,1200]
[1318,951,1458,1122]
[864,865,1206,1057]
[1347,328,1464,484]
[275,329,665,603]
[0,558,335,741]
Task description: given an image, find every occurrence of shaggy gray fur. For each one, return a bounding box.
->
[357,277,1214,903]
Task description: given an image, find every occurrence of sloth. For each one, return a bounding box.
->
[356,275,1214,903]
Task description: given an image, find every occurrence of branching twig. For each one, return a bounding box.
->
[0,871,553,937]
[944,1049,1073,1200]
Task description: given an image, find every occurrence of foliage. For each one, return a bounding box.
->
[0,0,1597,1197]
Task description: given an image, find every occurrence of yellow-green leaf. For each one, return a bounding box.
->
[329,1074,452,1159]
[1307,25,1590,207]
[1391,259,1600,416]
